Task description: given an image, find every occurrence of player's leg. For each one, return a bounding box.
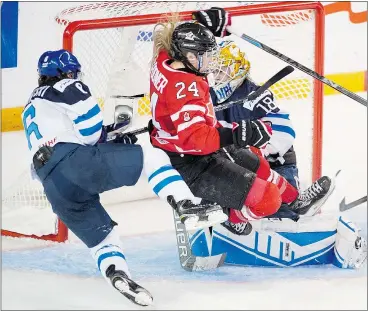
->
[271,163,300,190]
[222,145,299,204]
[225,145,335,216]
[139,143,227,228]
[174,153,282,235]
[266,162,301,221]
[41,157,152,306]
[96,142,227,229]
[270,159,336,216]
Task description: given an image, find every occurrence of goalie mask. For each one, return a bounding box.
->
[212,40,251,103]
[171,22,220,76]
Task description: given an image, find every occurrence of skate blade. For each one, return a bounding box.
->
[185,211,228,231]
[303,176,337,217]
[115,280,153,306]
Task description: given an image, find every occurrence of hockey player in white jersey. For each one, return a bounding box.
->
[22,49,227,306]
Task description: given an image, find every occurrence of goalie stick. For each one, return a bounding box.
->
[226,26,367,107]
[117,65,295,137]
[173,209,226,271]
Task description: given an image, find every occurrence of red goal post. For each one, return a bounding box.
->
[1,1,325,244]
[62,1,324,182]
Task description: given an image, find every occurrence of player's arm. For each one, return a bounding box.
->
[167,79,271,153]
[237,79,280,119]
[52,79,103,145]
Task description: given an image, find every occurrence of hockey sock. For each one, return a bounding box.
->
[90,228,131,279]
[141,144,200,204]
[255,152,298,204]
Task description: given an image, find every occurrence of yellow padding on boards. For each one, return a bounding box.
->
[323,71,366,95]
[2,71,367,132]
[1,107,24,132]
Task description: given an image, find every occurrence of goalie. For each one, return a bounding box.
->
[208,39,334,230]
[186,7,366,270]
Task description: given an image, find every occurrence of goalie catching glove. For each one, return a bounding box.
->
[192,7,231,37]
[232,119,272,149]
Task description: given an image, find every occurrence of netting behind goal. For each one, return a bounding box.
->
[2,1,324,242]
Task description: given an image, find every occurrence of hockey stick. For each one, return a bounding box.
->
[119,65,295,137]
[226,26,367,107]
[340,195,367,212]
[112,94,145,99]
[173,209,226,271]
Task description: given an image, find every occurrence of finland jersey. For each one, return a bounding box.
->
[22,79,103,161]
[210,79,296,158]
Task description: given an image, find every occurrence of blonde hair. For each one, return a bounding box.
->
[151,13,181,64]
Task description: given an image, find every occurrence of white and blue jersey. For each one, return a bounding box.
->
[210,78,296,160]
[22,79,103,161]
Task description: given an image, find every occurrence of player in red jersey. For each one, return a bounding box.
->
[148,9,334,235]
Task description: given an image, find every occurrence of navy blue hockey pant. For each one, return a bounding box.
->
[36,143,143,248]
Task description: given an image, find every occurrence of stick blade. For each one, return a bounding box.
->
[181,252,227,272]
[284,65,295,74]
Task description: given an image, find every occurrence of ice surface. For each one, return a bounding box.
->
[2,93,367,309]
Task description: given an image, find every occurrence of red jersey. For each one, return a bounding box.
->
[149,50,221,155]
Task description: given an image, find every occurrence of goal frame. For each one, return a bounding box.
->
[62,1,325,183]
[2,1,325,244]
[1,220,68,242]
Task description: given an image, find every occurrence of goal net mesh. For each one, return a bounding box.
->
[2,1,323,240]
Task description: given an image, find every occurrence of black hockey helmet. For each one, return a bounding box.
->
[171,22,217,75]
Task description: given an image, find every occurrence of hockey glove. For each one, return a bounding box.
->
[232,120,272,149]
[114,132,138,144]
[192,7,231,37]
[98,120,131,143]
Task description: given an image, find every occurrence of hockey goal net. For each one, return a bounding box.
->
[1,1,324,243]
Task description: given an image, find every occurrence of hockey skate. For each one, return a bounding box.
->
[290,176,335,216]
[106,265,153,307]
[221,220,253,236]
[167,196,228,231]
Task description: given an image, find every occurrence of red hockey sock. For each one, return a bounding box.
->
[229,209,248,223]
[255,152,298,204]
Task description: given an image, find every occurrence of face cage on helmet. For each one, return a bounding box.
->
[211,55,250,90]
[196,45,222,75]
[75,71,84,82]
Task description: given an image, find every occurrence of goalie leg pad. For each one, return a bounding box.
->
[333,216,367,269]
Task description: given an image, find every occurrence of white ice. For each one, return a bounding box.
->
[2,93,367,310]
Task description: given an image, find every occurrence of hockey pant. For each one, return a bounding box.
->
[219,146,300,221]
[37,142,196,248]
[170,149,278,220]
